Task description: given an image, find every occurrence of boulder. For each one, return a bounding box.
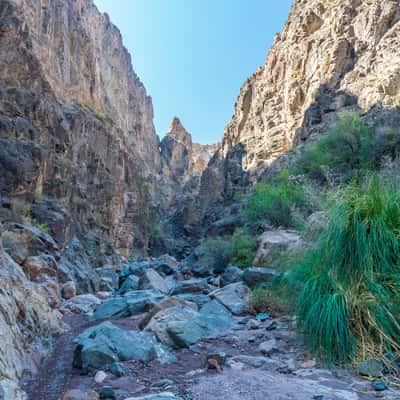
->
[176,293,210,308]
[97,267,118,292]
[62,281,77,300]
[253,229,301,266]
[171,278,211,295]
[119,262,150,285]
[117,274,139,295]
[258,339,279,356]
[143,299,234,349]
[220,266,243,287]
[22,255,57,280]
[210,282,250,316]
[73,321,169,369]
[139,268,170,294]
[64,294,102,314]
[91,290,165,320]
[357,359,384,378]
[242,267,278,288]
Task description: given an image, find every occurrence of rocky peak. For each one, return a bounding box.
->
[160,118,217,209]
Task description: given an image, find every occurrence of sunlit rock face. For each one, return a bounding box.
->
[160,117,218,209]
[219,0,400,174]
[0,0,162,256]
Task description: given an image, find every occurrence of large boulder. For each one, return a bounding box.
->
[220,266,243,287]
[139,268,170,294]
[171,278,211,295]
[117,274,140,295]
[91,290,165,320]
[253,229,301,266]
[97,267,118,292]
[73,321,172,369]
[143,299,234,348]
[210,282,250,316]
[63,294,102,314]
[242,267,278,288]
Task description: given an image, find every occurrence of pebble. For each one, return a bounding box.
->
[99,387,116,400]
[372,380,387,391]
[109,362,125,378]
[258,339,279,356]
[256,312,270,322]
[94,371,107,384]
[246,319,261,330]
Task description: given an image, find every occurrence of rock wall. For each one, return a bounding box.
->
[160,117,217,209]
[220,0,400,174]
[0,0,161,256]
[192,0,400,239]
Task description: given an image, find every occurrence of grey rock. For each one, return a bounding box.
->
[242,267,277,288]
[220,266,244,287]
[357,358,384,378]
[210,282,250,316]
[258,339,279,356]
[139,268,170,294]
[117,274,140,295]
[172,278,211,295]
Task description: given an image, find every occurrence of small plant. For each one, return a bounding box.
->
[293,111,374,183]
[11,201,32,224]
[251,285,292,316]
[202,236,234,272]
[94,211,103,225]
[232,230,256,268]
[32,220,50,234]
[244,169,310,231]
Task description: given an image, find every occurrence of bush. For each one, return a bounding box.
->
[294,111,374,183]
[286,175,400,363]
[32,220,50,234]
[11,201,32,224]
[244,169,310,231]
[232,230,257,268]
[202,237,234,272]
[251,285,293,316]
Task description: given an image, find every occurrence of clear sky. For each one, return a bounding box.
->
[94,0,293,144]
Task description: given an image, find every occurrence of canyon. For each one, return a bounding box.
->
[1,0,400,399]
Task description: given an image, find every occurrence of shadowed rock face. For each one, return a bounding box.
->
[0,0,161,256]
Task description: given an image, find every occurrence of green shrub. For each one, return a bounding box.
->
[202,236,234,272]
[251,285,293,316]
[232,230,257,268]
[294,111,374,182]
[374,128,400,163]
[244,169,310,231]
[11,201,32,224]
[32,220,50,234]
[286,175,400,363]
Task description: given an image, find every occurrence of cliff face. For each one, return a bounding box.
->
[194,0,400,228]
[220,0,400,173]
[160,117,217,209]
[0,0,161,256]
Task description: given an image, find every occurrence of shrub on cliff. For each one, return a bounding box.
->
[231,230,257,268]
[244,169,310,231]
[294,111,374,183]
[287,176,400,363]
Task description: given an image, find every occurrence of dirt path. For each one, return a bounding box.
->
[20,311,400,400]
[21,315,94,400]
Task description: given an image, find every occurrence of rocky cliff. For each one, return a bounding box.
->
[160,117,217,209]
[0,0,163,395]
[192,0,400,240]
[0,0,160,257]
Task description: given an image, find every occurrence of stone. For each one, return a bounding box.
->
[97,267,119,292]
[109,362,125,377]
[253,230,301,266]
[62,281,77,300]
[73,321,165,369]
[64,294,102,314]
[140,268,170,294]
[117,274,140,295]
[246,319,261,330]
[171,278,211,295]
[357,359,384,378]
[144,300,234,349]
[220,266,244,287]
[210,282,250,315]
[124,393,183,400]
[242,267,278,288]
[99,387,116,399]
[264,320,278,331]
[207,351,227,366]
[256,312,270,322]
[372,381,387,391]
[258,339,279,356]
[91,290,165,320]
[94,370,107,384]
[176,293,210,308]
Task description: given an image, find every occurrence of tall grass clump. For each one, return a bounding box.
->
[288,175,400,364]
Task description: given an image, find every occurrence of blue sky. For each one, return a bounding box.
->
[94,0,293,144]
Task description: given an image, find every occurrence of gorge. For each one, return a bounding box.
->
[1,0,400,399]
